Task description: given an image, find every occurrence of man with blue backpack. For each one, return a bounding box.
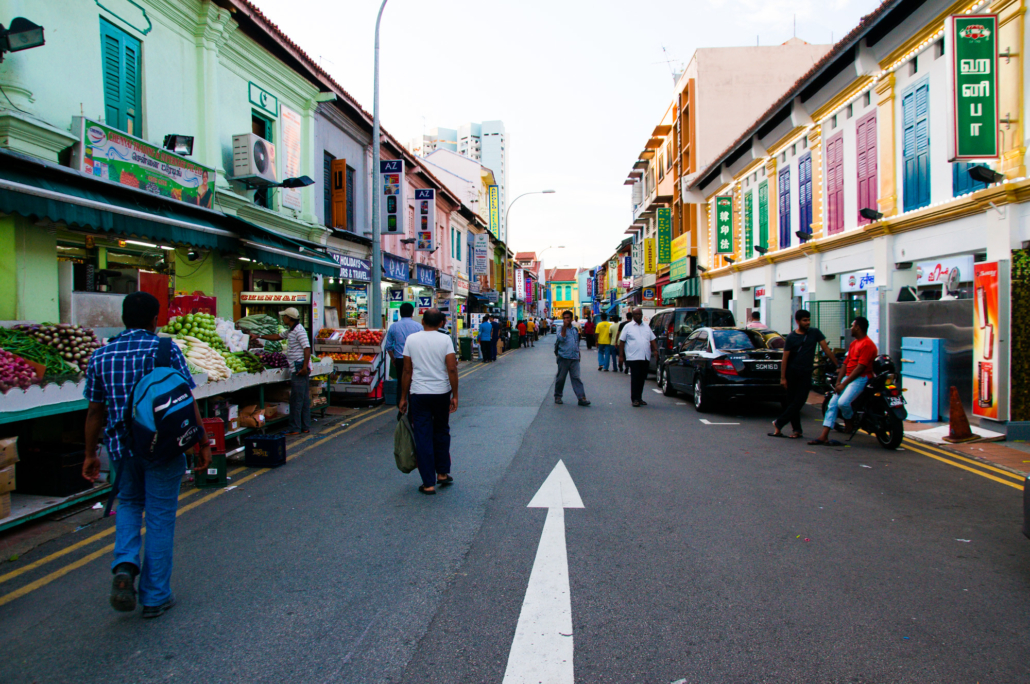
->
[82,292,212,619]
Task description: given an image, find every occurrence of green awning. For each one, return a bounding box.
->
[0,160,238,251]
[663,277,699,300]
[237,230,340,277]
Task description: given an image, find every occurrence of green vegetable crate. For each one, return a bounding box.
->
[193,453,227,489]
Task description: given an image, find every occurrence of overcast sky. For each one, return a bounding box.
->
[251,0,881,270]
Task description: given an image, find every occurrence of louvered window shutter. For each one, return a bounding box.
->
[100,19,142,135]
[330,159,348,229]
[826,134,844,235]
[758,181,769,250]
[778,167,790,248]
[323,152,334,228]
[798,154,812,240]
[856,113,877,224]
[903,84,931,211]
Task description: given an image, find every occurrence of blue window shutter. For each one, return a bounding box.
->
[953,161,988,196]
[778,167,790,248]
[903,84,931,211]
[99,19,141,135]
[798,153,812,240]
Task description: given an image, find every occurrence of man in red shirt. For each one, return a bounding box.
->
[517,320,527,348]
[809,316,877,446]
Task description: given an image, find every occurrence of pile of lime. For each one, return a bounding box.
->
[162,313,229,352]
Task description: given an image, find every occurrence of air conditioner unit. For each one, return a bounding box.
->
[232,133,277,186]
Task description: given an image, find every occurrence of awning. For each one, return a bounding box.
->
[662,277,700,300]
[605,303,619,314]
[0,154,238,251]
[228,216,340,277]
[618,288,641,302]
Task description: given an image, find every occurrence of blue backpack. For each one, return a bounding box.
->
[129,337,202,463]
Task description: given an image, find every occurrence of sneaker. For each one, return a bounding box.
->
[110,564,137,612]
[142,595,176,619]
[554,397,564,404]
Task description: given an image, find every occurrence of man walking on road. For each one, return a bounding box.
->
[554,310,591,406]
[770,309,838,439]
[583,317,596,350]
[527,318,536,346]
[595,313,614,371]
[490,315,501,359]
[398,309,459,495]
[517,319,527,348]
[82,291,212,618]
[384,303,422,379]
[809,316,877,446]
[619,307,658,407]
[616,311,633,373]
[478,315,495,362]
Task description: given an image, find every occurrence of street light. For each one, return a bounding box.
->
[370,0,389,330]
[503,190,556,320]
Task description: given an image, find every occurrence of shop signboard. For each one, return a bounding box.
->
[840,269,877,293]
[915,255,975,286]
[632,242,643,277]
[642,286,656,305]
[389,289,405,303]
[473,233,490,275]
[439,272,454,291]
[488,185,501,238]
[656,208,671,264]
[624,255,633,278]
[481,289,498,302]
[526,277,534,304]
[515,268,526,302]
[755,287,767,298]
[792,281,808,298]
[383,253,410,282]
[669,257,688,282]
[415,189,436,251]
[240,291,311,304]
[644,238,657,274]
[72,117,215,208]
[715,196,733,254]
[455,275,469,296]
[380,159,406,235]
[415,263,436,288]
[949,14,999,160]
[973,261,1007,419]
[327,252,371,282]
[417,295,433,314]
[671,233,689,262]
[281,106,303,210]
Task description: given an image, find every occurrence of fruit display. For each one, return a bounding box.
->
[340,329,384,345]
[232,351,265,373]
[173,337,232,380]
[327,352,375,363]
[0,327,84,378]
[256,351,289,369]
[161,313,230,353]
[316,328,336,340]
[0,348,40,390]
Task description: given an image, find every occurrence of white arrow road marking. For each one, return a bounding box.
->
[652,388,662,394]
[503,460,583,684]
[699,418,740,425]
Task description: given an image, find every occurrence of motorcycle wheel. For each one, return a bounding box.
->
[876,413,905,450]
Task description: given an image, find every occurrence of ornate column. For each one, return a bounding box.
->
[875,74,898,218]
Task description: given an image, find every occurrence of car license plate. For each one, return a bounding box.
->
[888,396,904,407]
[754,363,778,371]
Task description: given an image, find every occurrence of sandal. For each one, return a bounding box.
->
[767,432,787,438]
[418,485,436,495]
[437,475,454,486]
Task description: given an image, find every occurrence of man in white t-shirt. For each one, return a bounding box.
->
[618,307,658,407]
[398,308,459,495]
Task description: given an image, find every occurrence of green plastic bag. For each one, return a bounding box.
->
[394,412,417,474]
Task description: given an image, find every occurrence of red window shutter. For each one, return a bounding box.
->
[826,133,844,235]
[856,112,877,225]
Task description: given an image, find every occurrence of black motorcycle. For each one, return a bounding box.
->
[820,354,907,450]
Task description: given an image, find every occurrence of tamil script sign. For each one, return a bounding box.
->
[240,291,311,304]
[950,14,999,160]
[473,233,490,275]
[656,208,671,264]
[72,117,215,208]
[488,185,501,238]
[715,196,734,254]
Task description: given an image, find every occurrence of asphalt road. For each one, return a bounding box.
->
[1,339,1028,683]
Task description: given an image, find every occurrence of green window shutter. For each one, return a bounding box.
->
[744,192,753,259]
[99,19,142,135]
[758,181,769,250]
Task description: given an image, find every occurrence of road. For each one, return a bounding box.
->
[1,340,1029,683]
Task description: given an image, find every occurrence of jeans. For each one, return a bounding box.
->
[628,360,649,402]
[823,376,868,428]
[289,373,312,432]
[409,393,452,488]
[598,344,616,370]
[774,370,812,434]
[112,453,185,607]
[555,358,586,400]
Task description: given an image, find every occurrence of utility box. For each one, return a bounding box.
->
[900,337,946,422]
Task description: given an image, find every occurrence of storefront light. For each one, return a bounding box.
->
[125,240,158,248]
[238,257,251,262]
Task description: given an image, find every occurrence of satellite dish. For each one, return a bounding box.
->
[941,268,961,300]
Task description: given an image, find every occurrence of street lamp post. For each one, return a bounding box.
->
[370,0,389,330]
[503,190,555,321]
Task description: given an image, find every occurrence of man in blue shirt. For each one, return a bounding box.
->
[82,292,211,619]
[385,302,423,378]
[478,315,495,362]
[554,310,590,406]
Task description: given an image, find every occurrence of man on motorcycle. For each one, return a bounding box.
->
[809,316,877,446]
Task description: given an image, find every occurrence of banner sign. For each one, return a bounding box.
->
[916,255,975,286]
[327,252,371,282]
[383,253,410,282]
[415,188,436,251]
[950,14,999,160]
[644,238,657,274]
[488,185,501,238]
[473,233,490,275]
[669,257,689,282]
[415,263,436,288]
[281,106,303,210]
[72,117,215,208]
[380,159,407,235]
[439,272,454,291]
[715,196,734,254]
[515,268,526,301]
[656,208,672,264]
[671,233,689,262]
[240,291,310,304]
[974,261,1004,419]
[840,269,877,293]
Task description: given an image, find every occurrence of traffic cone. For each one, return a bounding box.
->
[942,386,978,443]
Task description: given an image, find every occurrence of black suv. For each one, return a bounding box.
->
[648,307,736,375]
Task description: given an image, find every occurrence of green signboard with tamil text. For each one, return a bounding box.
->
[951,14,998,160]
[656,207,671,264]
[716,196,733,254]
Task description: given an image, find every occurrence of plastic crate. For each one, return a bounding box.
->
[202,418,226,454]
[244,434,287,468]
[193,452,227,489]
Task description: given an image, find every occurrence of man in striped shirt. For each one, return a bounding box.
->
[251,307,311,435]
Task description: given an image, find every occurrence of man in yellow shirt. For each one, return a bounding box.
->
[526,319,536,347]
[595,313,614,371]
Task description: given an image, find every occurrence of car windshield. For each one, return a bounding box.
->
[709,310,736,327]
[712,329,761,351]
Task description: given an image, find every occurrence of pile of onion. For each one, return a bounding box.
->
[0,348,39,391]
[14,323,102,373]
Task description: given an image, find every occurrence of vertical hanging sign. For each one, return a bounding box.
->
[715,196,734,254]
[488,185,501,238]
[949,14,999,160]
[515,268,526,301]
[280,106,303,210]
[644,238,657,274]
[380,159,406,235]
[973,261,1008,419]
[656,208,672,264]
[415,188,436,251]
[473,233,490,275]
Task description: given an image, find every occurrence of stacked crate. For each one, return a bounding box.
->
[193,418,227,489]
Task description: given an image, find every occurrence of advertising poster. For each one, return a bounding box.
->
[949,14,999,160]
[415,188,436,251]
[380,159,406,235]
[488,185,500,238]
[72,117,215,208]
[973,261,1002,419]
[473,233,490,275]
[671,233,689,262]
[644,238,657,274]
[515,269,526,302]
[656,208,672,264]
[280,106,303,210]
[715,196,734,254]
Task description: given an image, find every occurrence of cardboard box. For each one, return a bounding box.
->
[0,464,14,494]
[270,402,290,416]
[0,437,18,468]
[264,385,291,402]
[0,493,10,520]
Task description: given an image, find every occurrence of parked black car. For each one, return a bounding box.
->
[648,307,736,375]
[658,327,784,412]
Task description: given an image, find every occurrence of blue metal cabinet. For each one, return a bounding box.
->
[900,337,945,422]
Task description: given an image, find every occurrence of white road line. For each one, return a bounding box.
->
[699,418,740,425]
[651,388,662,394]
[503,461,583,684]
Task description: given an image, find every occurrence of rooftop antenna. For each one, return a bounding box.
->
[657,45,682,85]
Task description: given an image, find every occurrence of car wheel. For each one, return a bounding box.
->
[661,368,677,397]
[693,375,711,412]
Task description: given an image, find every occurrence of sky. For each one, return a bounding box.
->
[249,0,883,271]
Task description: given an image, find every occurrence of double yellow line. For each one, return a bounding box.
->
[902,438,1025,491]
[0,358,502,608]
